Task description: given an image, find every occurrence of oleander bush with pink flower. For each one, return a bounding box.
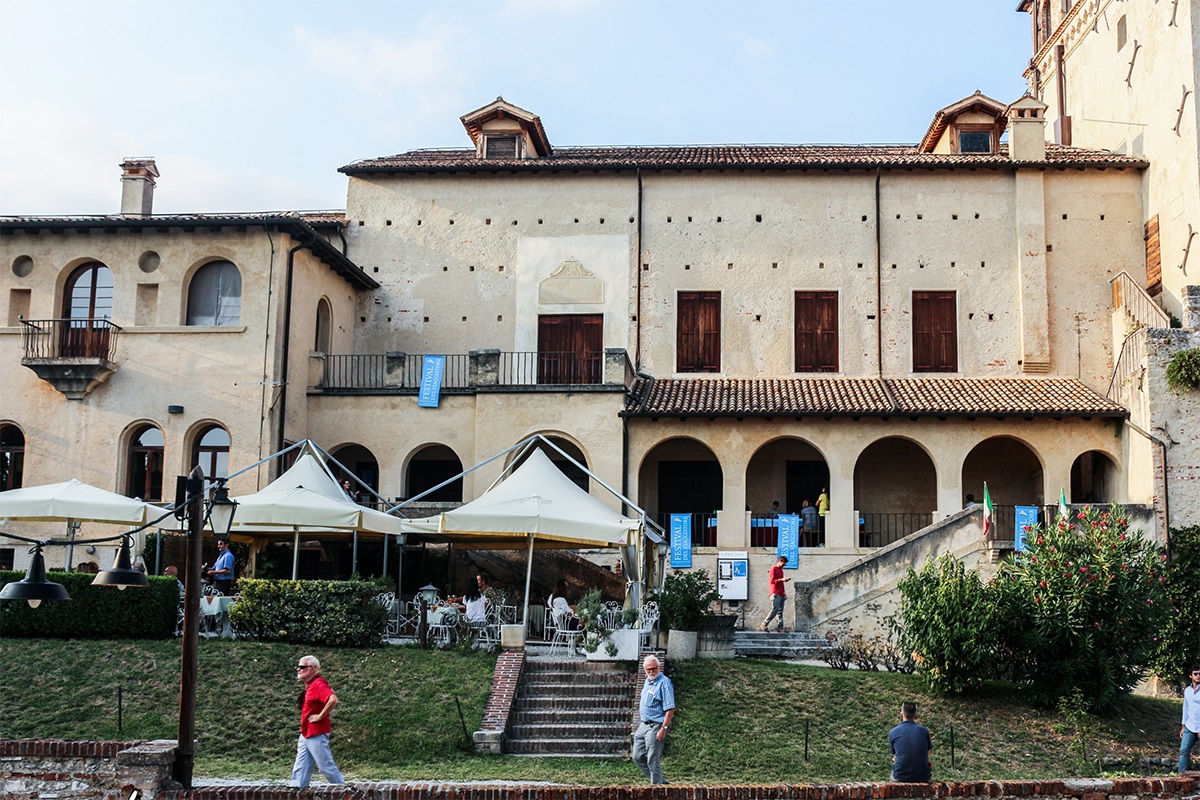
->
[896,504,1168,711]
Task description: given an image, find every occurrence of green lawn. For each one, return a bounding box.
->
[0,638,1182,784]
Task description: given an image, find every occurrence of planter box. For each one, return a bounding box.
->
[666,628,699,660]
[698,614,737,659]
[500,624,526,649]
[586,628,640,661]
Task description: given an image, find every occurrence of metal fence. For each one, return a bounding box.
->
[323,354,386,389]
[499,352,603,386]
[395,354,471,389]
[858,512,934,548]
[21,318,121,361]
[650,512,717,548]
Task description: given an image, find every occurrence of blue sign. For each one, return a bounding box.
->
[669,514,693,568]
[417,356,445,408]
[777,514,800,569]
[1014,505,1039,552]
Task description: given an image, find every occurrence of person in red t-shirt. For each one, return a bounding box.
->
[759,555,788,632]
[290,655,345,787]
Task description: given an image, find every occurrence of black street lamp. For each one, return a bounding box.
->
[0,543,71,606]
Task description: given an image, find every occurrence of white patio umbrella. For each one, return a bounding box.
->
[225,451,402,579]
[0,478,178,570]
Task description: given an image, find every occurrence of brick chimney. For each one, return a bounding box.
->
[1006,95,1048,162]
[119,158,159,216]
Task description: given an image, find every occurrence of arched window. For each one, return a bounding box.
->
[192,425,230,481]
[315,298,332,353]
[127,426,164,502]
[186,261,241,325]
[0,425,24,490]
[61,262,115,357]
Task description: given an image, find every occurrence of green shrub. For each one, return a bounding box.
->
[1149,525,1200,688]
[994,504,1167,711]
[229,578,388,647]
[0,571,177,638]
[894,554,998,693]
[658,569,719,631]
[1166,347,1200,393]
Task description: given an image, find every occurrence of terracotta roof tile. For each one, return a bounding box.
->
[622,377,1126,418]
[342,143,1146,174]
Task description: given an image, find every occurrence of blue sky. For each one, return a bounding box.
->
[0,1,1033,216]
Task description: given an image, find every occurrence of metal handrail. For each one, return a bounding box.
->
[499,351,603,386]
[20,318,122,361]
[1107,326,1147,402]
[1111,271,1170,329]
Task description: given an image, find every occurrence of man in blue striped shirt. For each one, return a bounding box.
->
[1179,667,1200,773]
[633,655,675,784]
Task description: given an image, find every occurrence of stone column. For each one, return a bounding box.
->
[1184,286,1200,329]
[384,351,407,388]
[825,470,855,549]
[470,349,500,386]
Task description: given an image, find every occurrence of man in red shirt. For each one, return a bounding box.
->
[760,555,788,632]
[291,655,345,787]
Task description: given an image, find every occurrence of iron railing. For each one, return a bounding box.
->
[858,512,934,548]
[650,512,717,548]
[21,318,121,361]
[323,354,386,389]
[1111,271,1170,329]
[499,351,603,386]
[1107,326,1147,402]
[748,516,825,548]
[398,354,471,389]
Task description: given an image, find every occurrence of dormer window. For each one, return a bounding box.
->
[957,129,994,153]
[485,135,520,159]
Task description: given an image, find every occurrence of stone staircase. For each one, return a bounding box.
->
[505,659,636,757]
[735,630,830,659]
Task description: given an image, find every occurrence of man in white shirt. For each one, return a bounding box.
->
[1180,666,1200,773]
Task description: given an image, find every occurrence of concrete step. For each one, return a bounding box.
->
[517,682,633,699]
[510,708,632,726]
[505,737,628,756]
[509,723,631,739]
[512,694,632,712]
[522,671,635,687]
[523,659,635,674]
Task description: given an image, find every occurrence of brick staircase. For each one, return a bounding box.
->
[505,659,636,757]
[735,630,830,659]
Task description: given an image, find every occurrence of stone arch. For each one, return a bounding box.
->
[0,421,25,490]
[853,436,938,546]
[183,259,242,326]
[329,442,380,501]
[961,436,1045,508]
[405,443,465,502]
[638,437,723,545]
[508,434,591,492]
[185,421,230,480]
[745,436,829,517]
[1070,450,1119,504]
[315,297,333,354]
[123,421,165,502]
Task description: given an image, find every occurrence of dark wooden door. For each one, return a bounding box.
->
[677,291,720,372]
[537,314,603,384]
[912,291,957,372]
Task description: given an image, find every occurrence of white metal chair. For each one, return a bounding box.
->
[429,607,460,648]
[550,609,584,656]
[604,600,624,630]
[372,591,399,641]
[541,604,557,641]
[636,601,659,649]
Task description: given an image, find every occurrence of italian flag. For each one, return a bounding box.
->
[982,483,994,537]
[1059,488,1069,519]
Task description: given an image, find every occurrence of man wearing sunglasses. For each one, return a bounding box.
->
[291,655,345,787]
[1180,666,1200,773]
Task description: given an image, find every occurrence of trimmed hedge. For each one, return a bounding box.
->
[0,571,177,638]
[228,578,387,647]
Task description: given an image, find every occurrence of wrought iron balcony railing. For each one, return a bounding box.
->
[21,318,122,361]
[318,349,629,391]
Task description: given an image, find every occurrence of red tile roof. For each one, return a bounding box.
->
[622,377,1126,418]
[341,143,1146,174]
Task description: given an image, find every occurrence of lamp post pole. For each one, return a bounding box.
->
[174,466,205,788]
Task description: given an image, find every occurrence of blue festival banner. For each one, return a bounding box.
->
[669,514,693,568]
[777,514,800,569]
[417,355,445,408]
[1014,505,1039,552]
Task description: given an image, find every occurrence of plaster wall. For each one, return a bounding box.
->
[342,173,638,356]
[1028,0,1200,319]
[1146,327,1200,529]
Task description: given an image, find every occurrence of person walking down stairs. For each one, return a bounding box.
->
[760,555,787,632]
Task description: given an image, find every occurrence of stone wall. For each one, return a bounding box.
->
[0,738,176,800]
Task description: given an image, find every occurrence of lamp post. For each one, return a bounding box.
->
[174,467,237,788]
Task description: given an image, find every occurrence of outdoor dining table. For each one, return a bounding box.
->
[199,595,237,639]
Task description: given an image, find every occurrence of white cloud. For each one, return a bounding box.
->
[732,32,775,61]
[502,0,605,14]
[292,24,468,96]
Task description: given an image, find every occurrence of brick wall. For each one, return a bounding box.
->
[0,738,176,800]
[472,650,525,753]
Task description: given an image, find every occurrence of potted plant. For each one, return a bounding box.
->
[659,569,719,660]
[577,589,640,661]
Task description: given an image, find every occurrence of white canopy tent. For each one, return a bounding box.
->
[399,446,659,629]
[226,449,403,579]
[0,478,179,570]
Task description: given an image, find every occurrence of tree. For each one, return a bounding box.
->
[1150,525,1200,689]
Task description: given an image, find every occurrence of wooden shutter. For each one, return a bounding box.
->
[1145,215,1162,297]
[794,292,839,372]
[538,314,603,384]
[677,292,721,372]
[912,291,957,372]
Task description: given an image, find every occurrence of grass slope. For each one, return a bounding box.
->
[0,639,1182,784]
